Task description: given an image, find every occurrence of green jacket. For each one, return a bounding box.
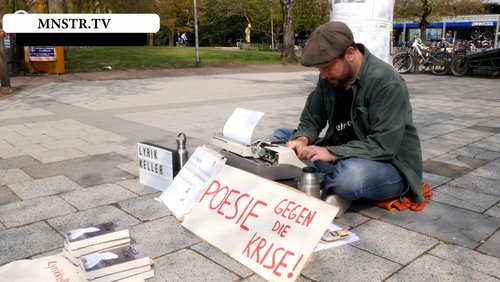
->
[292,45,424,203]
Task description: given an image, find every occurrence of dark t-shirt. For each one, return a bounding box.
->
[330,88,358,146]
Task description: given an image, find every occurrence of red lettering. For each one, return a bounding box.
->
[280,225,290,237]
[288,254,304,279]
[274,199,287,214]
[198,180,221,203]
[242,232,260,257]
[198,180,268,231]
[271,220,281,232]
[273,199,318,227]
[288,203,302,221]
[260,241,274,265]
[239,200,267,231]
[253,237,268,263]
[236,197,254,226]
[242,232,301,278]
[271,220,291,238]
[217,188,240,216]
[300,209,317,227]
[209,185,229,210]
[281,200,295,220]
[273,250,295,277]
[225,193,250,220]
[263,247,284,269]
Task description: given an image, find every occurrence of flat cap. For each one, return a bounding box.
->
[301,21,354,67]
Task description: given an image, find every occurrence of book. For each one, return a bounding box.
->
[89,263,153,282]
[115,268,154,282]
[61,247,80,266]
[65,219,129,250]
[62,238,131,266]
[80,243,151,280]
[64,237,131,257]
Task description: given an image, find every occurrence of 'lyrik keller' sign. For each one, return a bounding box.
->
[137,142,179,191]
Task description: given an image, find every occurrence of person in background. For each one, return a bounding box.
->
[445,30,453,43]
[270,21,423,217]
[180,32,188,47]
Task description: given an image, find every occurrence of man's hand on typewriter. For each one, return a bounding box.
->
[297,145,339,163]
[288,136,309,155]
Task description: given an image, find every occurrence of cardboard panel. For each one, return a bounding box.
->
[182,165,338,281]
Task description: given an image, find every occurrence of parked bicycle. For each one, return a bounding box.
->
[450,54,469,77]
[471,29,493,41]
[470,29,494,50]
[392,37,452,75]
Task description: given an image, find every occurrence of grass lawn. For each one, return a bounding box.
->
[65,46,286,73]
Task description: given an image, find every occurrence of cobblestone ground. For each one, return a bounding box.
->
[0,66,499,281]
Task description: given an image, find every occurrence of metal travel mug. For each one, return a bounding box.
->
[176,132,189,168]
[298,166,321,198]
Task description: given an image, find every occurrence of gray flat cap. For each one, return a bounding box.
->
[301,21,354,67]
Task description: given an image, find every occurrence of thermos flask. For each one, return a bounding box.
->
[176,133,189,168]
[298,166,321,198]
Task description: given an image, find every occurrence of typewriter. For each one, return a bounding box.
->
[210,135,306,180]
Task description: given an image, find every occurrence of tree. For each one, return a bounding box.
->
[280,0,295,63]
[196,0,281,47]
[394,0,484,42]
[155,0,192,46]
[293,0,329,37]
[0,8,12,90]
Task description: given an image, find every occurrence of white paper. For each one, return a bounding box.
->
[331,0,395,64]
[0,253,86,281]
[314,223,359,252]
[222,108,264,145]
[160,145,225,221]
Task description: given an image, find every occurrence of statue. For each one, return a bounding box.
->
[245,23,252,44]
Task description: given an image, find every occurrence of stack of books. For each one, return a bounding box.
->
[61,219,154,281]
[80,243,154,282]
[62,219,130,266]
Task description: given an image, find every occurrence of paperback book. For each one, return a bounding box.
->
[65,219,129,250]
[89,263,153,282]
[62,237,130,266]
[80,243,151,280]
[114,268,154,282]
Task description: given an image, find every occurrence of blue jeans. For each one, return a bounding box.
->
[270,128,405,201]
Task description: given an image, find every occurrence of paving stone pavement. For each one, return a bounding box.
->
[0,67,499,281]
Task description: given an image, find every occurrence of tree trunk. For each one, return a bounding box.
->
[6,33,25,76]
[0,35,12,89]
[280,0,296,63]
[43,0,49,13]
[170,29,176,46]
[62,0,68,13]
[419,0,431,43]
[147,33,153,46]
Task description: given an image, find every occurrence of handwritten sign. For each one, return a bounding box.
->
[182,165,338,281]
[160,145,225,220]
[0,253,85,281]
[137,142,178,191]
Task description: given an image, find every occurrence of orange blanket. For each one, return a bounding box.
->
[376,182,432,211]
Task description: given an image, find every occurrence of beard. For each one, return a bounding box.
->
[329,59,354,90]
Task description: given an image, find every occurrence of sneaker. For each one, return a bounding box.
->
[324,195,351,218]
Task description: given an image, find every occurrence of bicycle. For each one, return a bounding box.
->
[471,29,492,41]
[392,48,413,74]
[392,38,452,75]
[177,37,188,47]
[470,29,494,50]
[450,54,470,77]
